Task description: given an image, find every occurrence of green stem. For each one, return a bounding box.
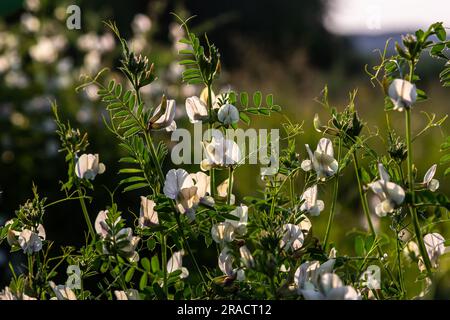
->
[227,167,234,205]
[77,187,95,240]
[161,234,168,299]
[207,84,216,199]
[396,235,406,298]
[323,138,342,249]
[405,108,433,276]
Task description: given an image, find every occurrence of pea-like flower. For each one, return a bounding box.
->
[218,247,245,281]
[167,250,189,279]
[422,164,439,192]
[211,222,235,243]
[216,178,235,204]
[217,104,239,125]
[114,289,140,300]
[388,79,417,112]
[300,185,324,216]
[226,205,248,236]
[0,287,36,300]
[423,233,448,268]
[367,163,405,217]
[280,223,305,251]
[148,97,177,131]
[301,138,338,181]
[185,96,208,123]
[190,171,214,206]
[75,153,106,180]
[301,273,361,300]
[163,168,199,220]
[139,196,159,227]
[239,245,255,269]
[18,226,46,254]
[49,281,77,300]
[200,135,241,171]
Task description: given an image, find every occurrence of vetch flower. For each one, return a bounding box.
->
[185,96,208,123]
[225,205,248,236]
[139,196,159,227]
[294,257,336,294]
[280,223,304,251]
[95,210,113,238]
[211,222,235,243]
[218,247,244,281]
[200,135,241,171]
[301,138,338,181]
[49,281,77,300]
[239,245,255,269]
[167,250,189,279]
[367,163,405,217]
[75,153,106,180]
[190,172,214,206]
[422,164,439,192]
[423,233,448,268]
[163,169,199,220]
[301,273,361,300]
[300,185,324,216]
[148,96,176,131]
[114,289,140,300]
[388,79,417,111]
[216,178,235,205]
[18,228,44,254]
[217,104,239,125]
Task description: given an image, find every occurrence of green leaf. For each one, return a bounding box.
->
[123,183,149,192]
[128,94,136,109]
[253,91,262,107]
[139,273,148,290]
[239,112,250,125]
[141,257,151,272]
[151,255,160,273]
[119,168,143,174]
[123,126,141,138]
[440,153,450,164]
[266,94,274,106]
[125,267,135,282]
[147,238,156,251]
[240,92,249,107]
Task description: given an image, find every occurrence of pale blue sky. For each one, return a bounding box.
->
[325,0,450,35]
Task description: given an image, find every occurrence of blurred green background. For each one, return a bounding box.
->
[0,0,448,296]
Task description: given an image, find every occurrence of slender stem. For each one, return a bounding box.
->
[77,187,95,240]
[405,108,433,276]
[289,175,295,208]
[352,151,376,236]
[396,235,405,298]
[161,234,168,299]
[323,138,342,249]
[207,84,216,198]
[227,167,234,205]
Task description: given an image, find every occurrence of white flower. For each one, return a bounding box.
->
[148,98,177,131]
[226,205,248,236]
[49,281,77,300]
[132,14,152,34]
[29,36,65,64]
[388,79,417,111]
[301,138,338,181]
[216,178,235,204]
[218,247,242,279]
[95,210,112,238]
[185,96,208,123]
[300,185,324,216]
[422,164,439,192]
[211,222,235,243]
[163,169,199,220]
[239,245,255,269]
[367,163,405,217]
[280,224,304,251]
[423,233,447,268]
[302,273,361,300]
[18,228,45,254]
[217,104,239,125]
[167,250,189,279]
[0,287,36,300]
[139,196,159,227]
[75,153,106,180]
[190,172,214,206]
[200,135,241,171]
[114,228,140,262]
[294,259,335,292]
[114,289,140,300]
